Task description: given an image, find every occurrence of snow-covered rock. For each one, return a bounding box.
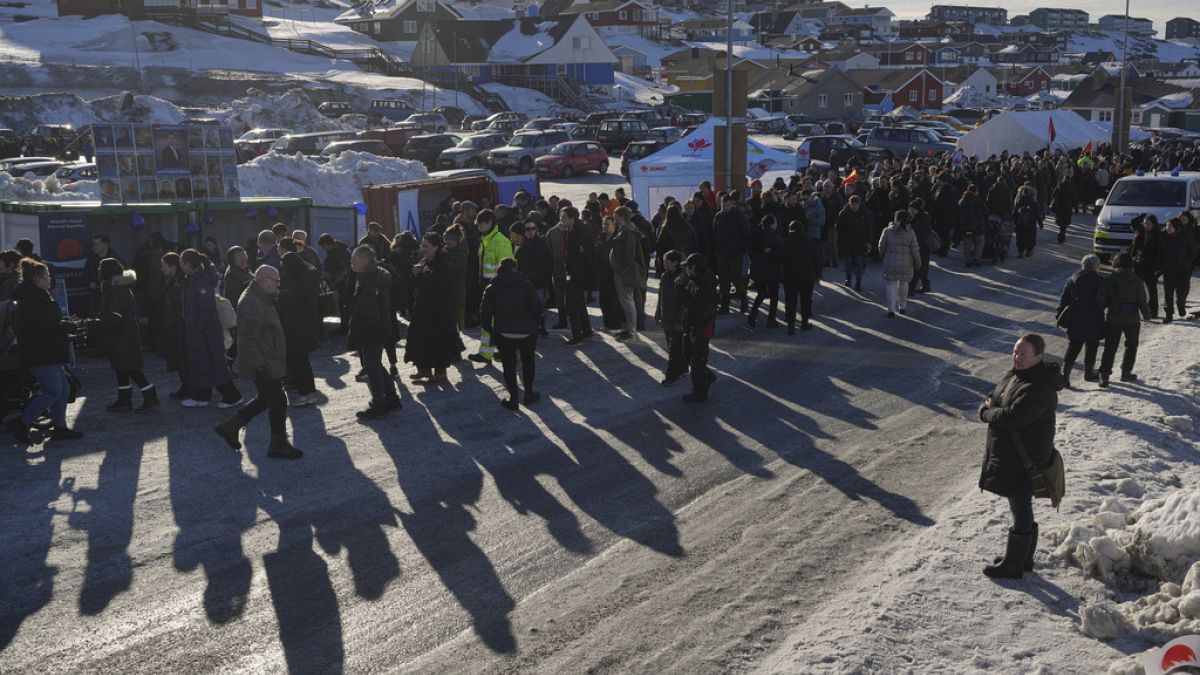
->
[1081,601,1126,640]
[1163,415,1193,432]
[237,150,427,207]
[1130,490,1200,581]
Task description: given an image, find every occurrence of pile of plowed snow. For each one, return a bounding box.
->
[0,172,95,201]
[237,151,427,207]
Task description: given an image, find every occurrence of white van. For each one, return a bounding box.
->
[1093,170,1200,260]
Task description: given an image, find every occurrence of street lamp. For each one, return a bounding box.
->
[1114,0,1131,152]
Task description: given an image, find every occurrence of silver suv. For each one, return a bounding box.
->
[487,130,570,174]
[404,113,450,133]
[865,126,956,158]
[437,132,510,169]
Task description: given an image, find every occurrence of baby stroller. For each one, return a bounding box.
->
[981,215,1013,265]
[0,300,82,425]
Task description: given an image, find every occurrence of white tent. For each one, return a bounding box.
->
[628,119,798,209]
[956,110,1107,159]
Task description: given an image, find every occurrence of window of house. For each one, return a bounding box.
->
[909,90,918,102]
[1041,80,1048,90]
[905,51,915,61]
[373,22,381,34]
[403,20,417,34]
[1132,111,1142,124]
[1099,110,1113,122]
[928,89,936,101]
[844,93,853,106]
[1026,81,1034,89]
[818,94,828,108]
[619,10,627,20]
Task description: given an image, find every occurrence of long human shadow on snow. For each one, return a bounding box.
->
[362,389,518,655]
[0,443,63,651]
[251,406,402,674]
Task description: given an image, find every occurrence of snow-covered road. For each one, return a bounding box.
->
[0,213,1193,671]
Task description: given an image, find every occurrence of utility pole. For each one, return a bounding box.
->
[725,0,733,191]
[1114,0,1132,152]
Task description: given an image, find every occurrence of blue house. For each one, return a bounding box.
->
[930,45,962,66]
[411,16,617,88]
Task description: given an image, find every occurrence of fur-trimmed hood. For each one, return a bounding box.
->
[106,269,137,288]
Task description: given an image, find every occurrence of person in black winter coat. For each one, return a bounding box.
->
[1131,215,1161,318]
[406,232,462,383]
[957,185,988,267]
[349,245,400,420]
[655,250,688,385]
[7,259,83,443]
[782,220,822,334]
[977,333,1064,579]
[1050,176,1076,244]
[1012,185,1041,258]
[94,258,158,412]
[747,215,784,328]
[480,258,543,410]
[836,196,870,291]
[1158,217,1199,322]
[712,195,749,314]
[561,207,597,346]
[516,220,553,335]
[279,252,321,405]
[679,253,718,403]
[1056,255,1105,386]
[907,199,933,294]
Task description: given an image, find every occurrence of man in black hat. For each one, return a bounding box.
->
[679,253,717,402]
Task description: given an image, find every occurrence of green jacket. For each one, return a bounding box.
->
[610,224,647,289]
[479,227,514,281]
[1096,268,1150,326]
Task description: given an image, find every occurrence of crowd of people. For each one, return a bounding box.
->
[0,139,1197,461]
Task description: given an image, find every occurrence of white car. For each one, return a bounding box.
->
[55,163,97,183]
[5,160,65,178]
[0,156,56,172]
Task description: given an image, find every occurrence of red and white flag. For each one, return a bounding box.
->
[1083,141,1093,155]
[1048,117,1057,144]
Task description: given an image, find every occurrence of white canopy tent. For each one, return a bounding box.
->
[628,119,798,210]
[956,110,1107,159]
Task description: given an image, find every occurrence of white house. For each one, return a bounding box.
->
[951,67,1000,98]
[831,6,896,35]
[824,49,881,70]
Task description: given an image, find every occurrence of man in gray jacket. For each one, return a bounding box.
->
[214,266,302,459]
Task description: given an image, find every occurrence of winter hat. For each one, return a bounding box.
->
[684,253,705,268]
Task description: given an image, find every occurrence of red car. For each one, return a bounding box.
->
[534,141,609,178]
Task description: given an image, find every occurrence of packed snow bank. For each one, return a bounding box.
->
[477,83,561,116]
[237,150,427,207]
[0,172,93,202]
[213,88,347,136]
[0,92,187,133]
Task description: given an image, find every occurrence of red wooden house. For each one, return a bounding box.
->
[852,68,946,110]
[1000,67,1052,95]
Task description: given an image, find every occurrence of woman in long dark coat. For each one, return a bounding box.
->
[96,258,158,412]
[1056,254,1105,387]
[977,333,1063,579]
[279,251,320,405]
[1012,185,1041,258]
[595,215,625,330]
[179,248,241,408]
[747,214,783,328]
[405,232,461,382]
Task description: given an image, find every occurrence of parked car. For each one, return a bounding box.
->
[865,126,956,157]
[619,109,670,129]
[6,160,65,178]
[236,128,288,142]
[524,117,567,131]
[437,132,509,169]
[597,119,650,153]
[434,106,469,128]
[357,127,424,156]
[585,111,622,124]
[534,141,609,178]
[271,130,359,156]
[471,111,527,131]
[676,112,710,127]
[785,114,821,127]
[401,133,462,167]
[485,118,525,135]
[824,121,846,135]
[900,119,963,140]
[0,156,56,172]
[488,129,569,174]
[620,139,671,178]
[318,101,355,117]
[369,99,418,120]
[783,122,825,140]
[404,113,450,134]
[644,126,680,144]
[54,163,97,183]
[796,134,888,165]
[320,139,395,159]
[748,117,790,135]
[919,114,972,132]
[570,124,600,141]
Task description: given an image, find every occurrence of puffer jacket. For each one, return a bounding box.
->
[878,224,921,283]
[712,208,748,258]
[957,193,988,236]
[979,361,1064,498]
[12,280,71,367]
[479,268,543,336]
[97,270,143,372]
[835,205,870,258]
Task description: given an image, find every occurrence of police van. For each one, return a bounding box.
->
[1093,170,1200,260]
